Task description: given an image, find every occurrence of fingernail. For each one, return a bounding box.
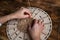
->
[41,21,42,24]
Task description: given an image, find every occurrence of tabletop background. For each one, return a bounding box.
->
[0,0,60,40]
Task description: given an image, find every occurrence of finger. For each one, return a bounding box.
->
[43,27,44,30]
[25,11,32,18]
[28,26,31,31]
[34,19,38,24]
[24,9,32,17]
[40,23,44,29]
[39,20,44,24]
[31,19,38,28]
[21,7,32,18]
[38,20,44,28]
[31,19,36,28]
[41,26,44,31]
[24,12,31,18]
[24,15,29,18]
[20,7,32,17]
[38,20,42,25]
[41,20,44,27]
[42,23,44,27]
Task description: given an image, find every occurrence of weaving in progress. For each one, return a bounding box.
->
[6,7,52,40]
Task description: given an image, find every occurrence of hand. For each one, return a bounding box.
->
[0,7,32,24]
[13,7,31,19]
[28,19,44,40]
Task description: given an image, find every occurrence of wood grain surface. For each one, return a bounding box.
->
[0,0,60,40]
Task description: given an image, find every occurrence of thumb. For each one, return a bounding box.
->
[34,19,38,24]
[24,15,29,18]
[28,26,31,31]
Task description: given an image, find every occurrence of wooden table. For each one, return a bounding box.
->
[0,0,60,40]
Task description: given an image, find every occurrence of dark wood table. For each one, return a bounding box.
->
[0,0,60,40]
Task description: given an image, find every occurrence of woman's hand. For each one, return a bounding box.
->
[0,7,31,24]
[28,19,44,40]
[13,7,32,19]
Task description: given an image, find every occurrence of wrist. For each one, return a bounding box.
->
[7,14,16,20]
[32,37,40,40]
[33,38,40,40]
[11,13,21,19]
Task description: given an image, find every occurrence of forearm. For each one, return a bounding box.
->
[0,14,16,24]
